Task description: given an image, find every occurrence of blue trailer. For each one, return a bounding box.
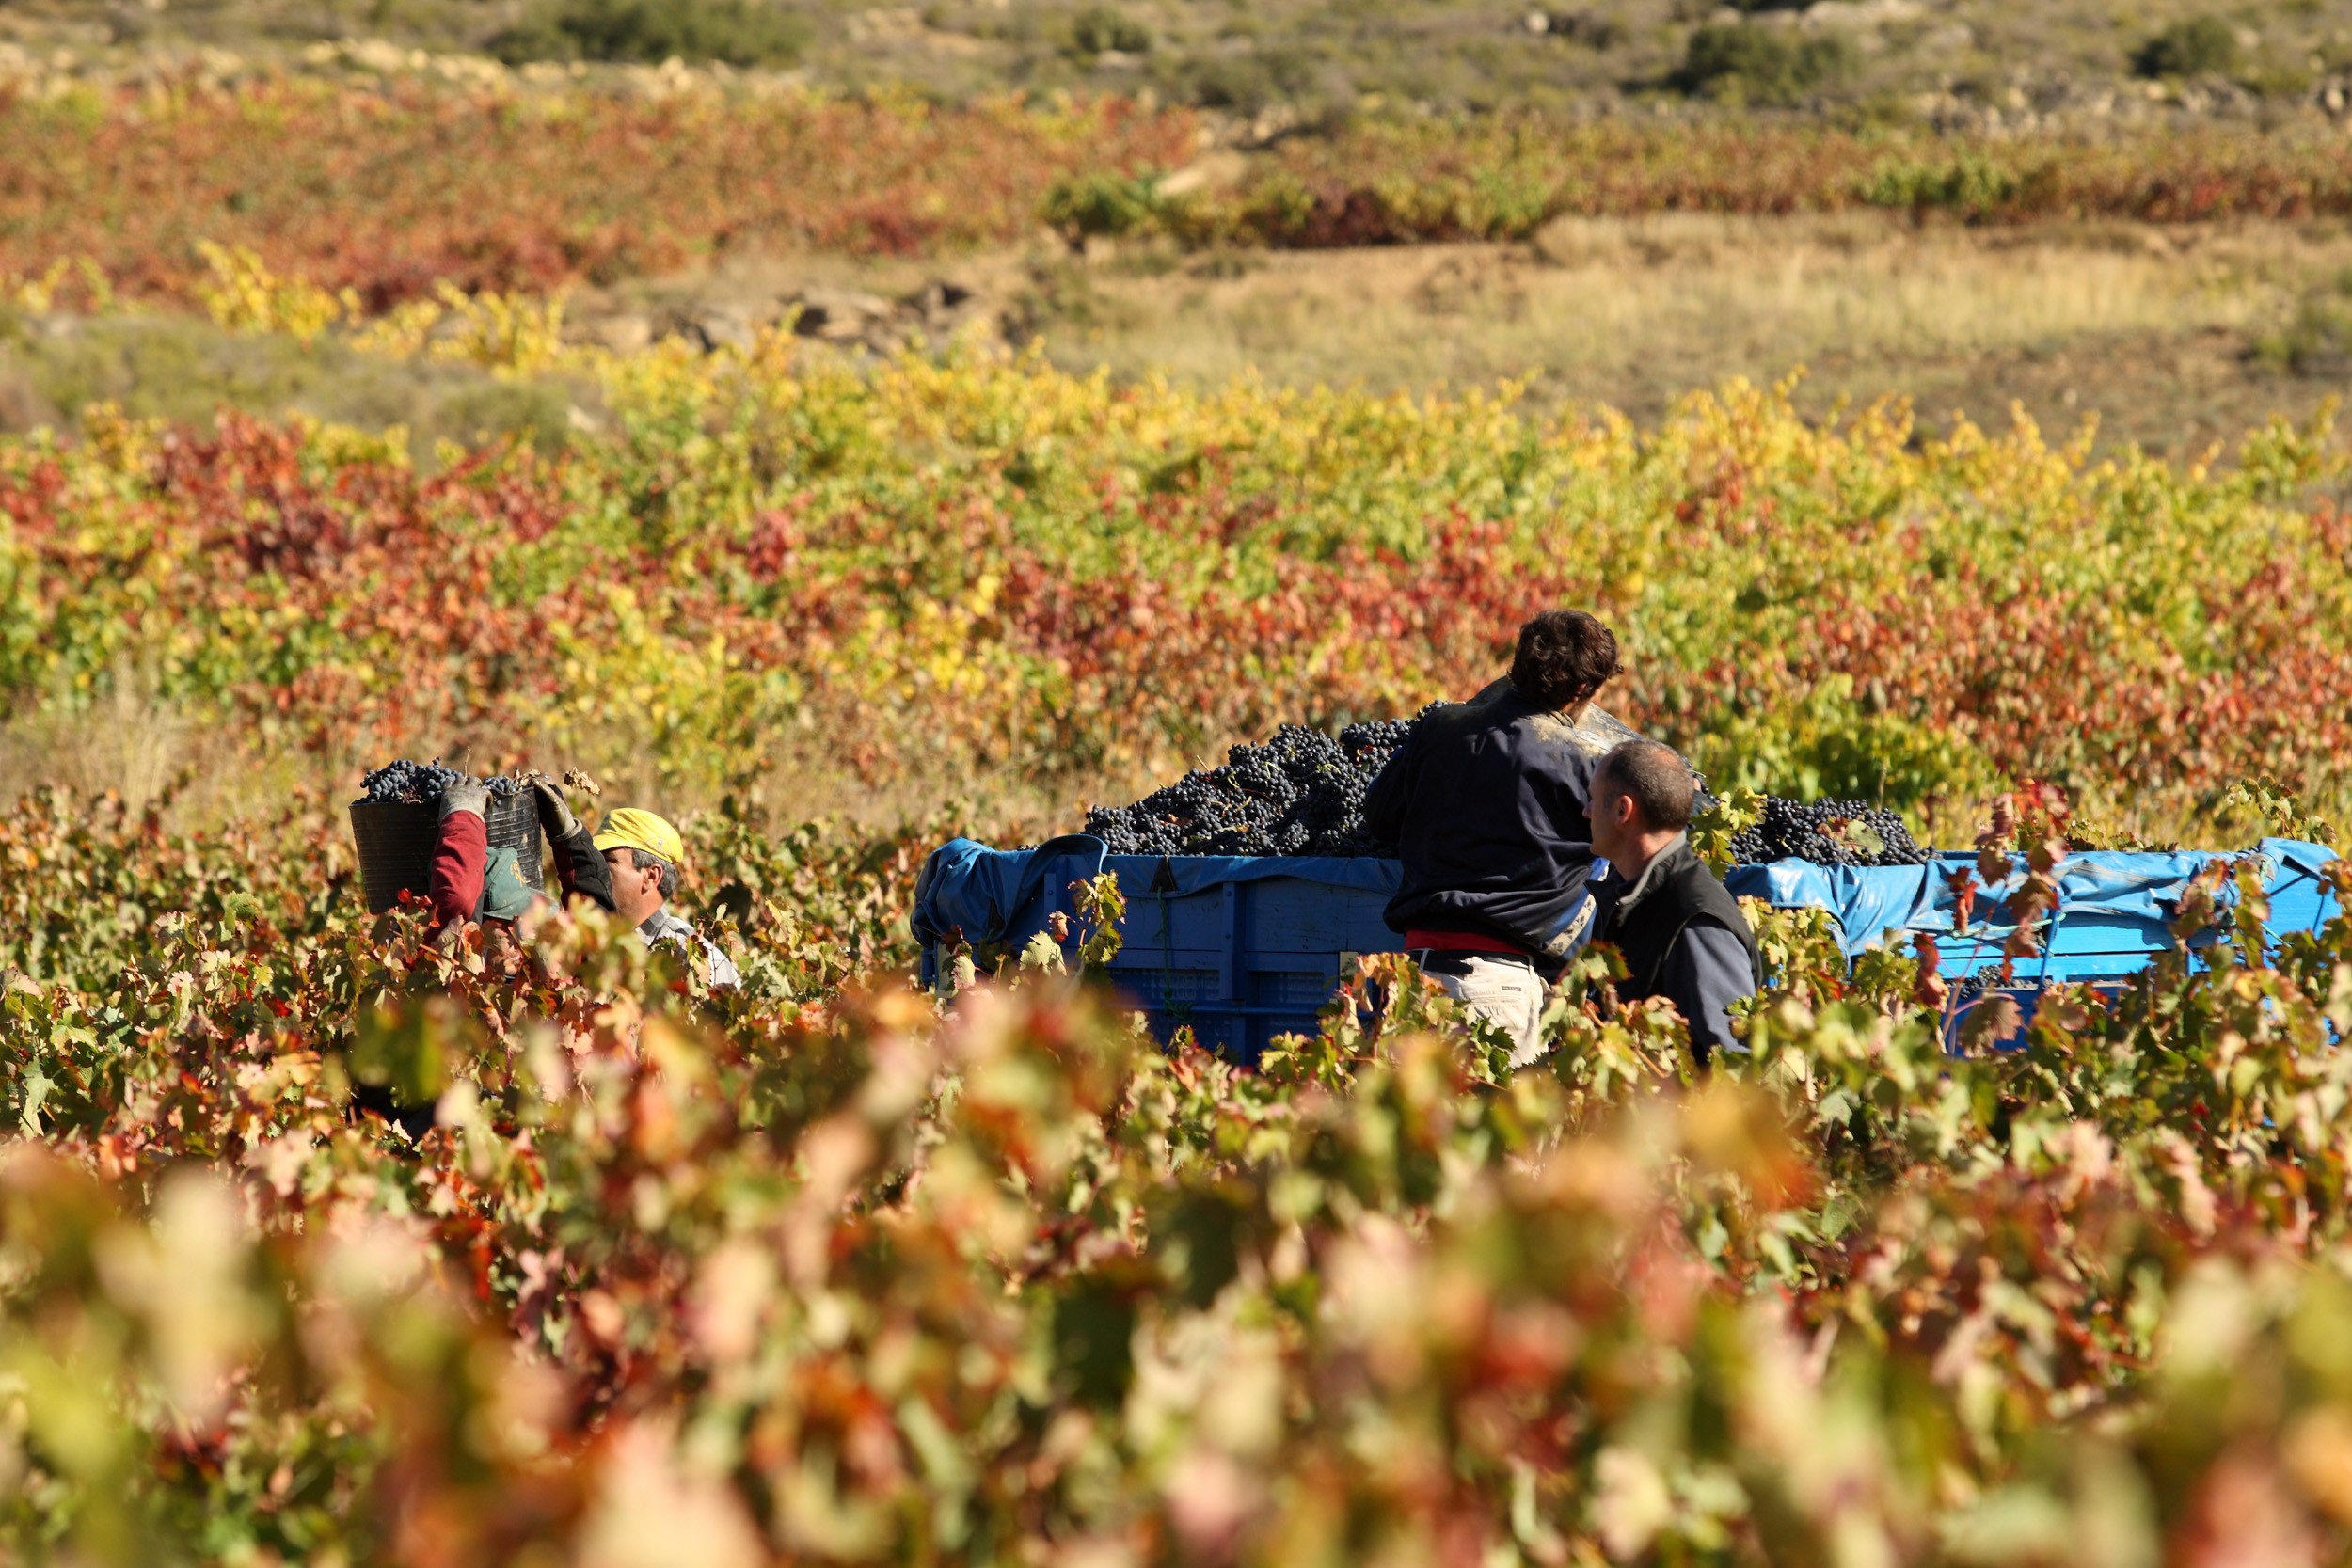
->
[911,836,2343,1061]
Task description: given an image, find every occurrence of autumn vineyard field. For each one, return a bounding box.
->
[8,73,2352,1568]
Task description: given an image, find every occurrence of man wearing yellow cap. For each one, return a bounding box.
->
[532,783,740,989]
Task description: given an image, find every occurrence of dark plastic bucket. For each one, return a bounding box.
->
[349,794,546,914]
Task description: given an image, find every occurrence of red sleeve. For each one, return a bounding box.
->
[427,812,488,932]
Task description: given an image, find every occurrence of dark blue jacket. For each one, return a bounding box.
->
[1362,683,1642,960]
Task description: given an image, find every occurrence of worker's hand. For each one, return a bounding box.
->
[532,778,582,841]
[438,778,490,821]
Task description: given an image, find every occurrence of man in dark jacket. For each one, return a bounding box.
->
[1361,609,1635,1066]
[1586,738,1760,1067]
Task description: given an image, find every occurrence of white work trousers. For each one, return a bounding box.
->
[1427,955,1549,1069]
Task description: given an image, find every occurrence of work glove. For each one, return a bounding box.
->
[438,777,490,821]
[532,778,583,841]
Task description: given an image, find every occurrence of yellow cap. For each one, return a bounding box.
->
[592,807,685,869]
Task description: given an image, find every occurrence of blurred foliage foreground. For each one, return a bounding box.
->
[4,745,2352,1565]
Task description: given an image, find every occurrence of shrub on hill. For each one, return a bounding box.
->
[1675,22,1858,106]
[2132,15,2241,80]
[1041,168,1164,240]
[489,0,811,67]
[1067,5,1152,58]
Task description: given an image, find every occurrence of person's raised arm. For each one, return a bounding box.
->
[534,779,616,911]
[426,779,491,939]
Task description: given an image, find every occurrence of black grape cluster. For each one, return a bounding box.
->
[358,759,522,806]
[1086,711,1434,857]
[1728,797,1930,867]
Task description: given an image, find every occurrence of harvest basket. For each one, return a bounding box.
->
[349,794,546,914]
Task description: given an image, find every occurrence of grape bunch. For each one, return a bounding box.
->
[1727,797,1930,867]
[1085,710,1437,858]
[358,759,523,806]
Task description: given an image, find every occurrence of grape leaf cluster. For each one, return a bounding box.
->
[1727,797,1931,867]
[358,759,523,806]
[1085,713,1434,857]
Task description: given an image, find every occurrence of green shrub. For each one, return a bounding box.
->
[489,0,811,67]
[1181,49,1318,113]
[1674,23,1856,106]
[2243,61,2319,99]
[1859,150,2021,213]
[2131,15,2241,79]
[2250,275,2352,378]
[1041,170,1164,241]
[1067,6,1151,57]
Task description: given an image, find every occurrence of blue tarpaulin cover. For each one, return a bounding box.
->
[912,836,1400,949]
[1104,853,1401,896]
[1723,838,2339,958]
[914,835,2337,961]
[910,835,1104,948]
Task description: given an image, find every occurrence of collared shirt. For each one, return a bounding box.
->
[1605,830,1687,911]
[639,906,741,990]
[1593,832,1756,1063]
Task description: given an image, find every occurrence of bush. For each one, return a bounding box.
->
[9,320,2352,832]
[1675,23,1856,105]
[1067,5,1151,57]
[488,0,811,67]
[2132,15,2241,79]
[1041,169,1164,241]
[1859,150,2021,214]
[1181,48,1318,113]
[2249,270,2352,378]
[2243,60,2319,99]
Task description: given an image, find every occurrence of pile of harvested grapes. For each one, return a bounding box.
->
[1086,714,1931,867]
[1084,715,1427,858]
[1725,796,1931,867]
[358,759,523,805]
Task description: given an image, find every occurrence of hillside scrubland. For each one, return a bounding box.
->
[8,0,2352,122]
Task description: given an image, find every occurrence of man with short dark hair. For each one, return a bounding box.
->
[1585,738,1759,1066]
[1363,609,1645,1066]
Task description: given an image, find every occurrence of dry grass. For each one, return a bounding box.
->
[0,684,323,829]
[1026,214,2352,452]
[1528,214,2253,363]
[0,683,1108,844]
[29,215,2335,465]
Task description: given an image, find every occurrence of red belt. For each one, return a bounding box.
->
[1404,928,1531,957]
